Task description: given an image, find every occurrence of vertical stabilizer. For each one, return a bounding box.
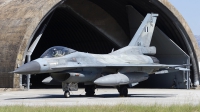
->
[128,13,158,47]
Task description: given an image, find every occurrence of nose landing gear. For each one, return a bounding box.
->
[64,90,70,98]
[62,82,78,98]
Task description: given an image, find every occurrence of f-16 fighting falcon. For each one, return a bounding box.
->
[12,13,190,98]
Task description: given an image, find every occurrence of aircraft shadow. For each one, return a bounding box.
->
[5,93,176,100]
[84,94,176,98]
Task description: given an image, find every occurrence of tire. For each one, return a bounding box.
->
[64,90,70,98]
[119,85,128,97]
[85,85,95,96]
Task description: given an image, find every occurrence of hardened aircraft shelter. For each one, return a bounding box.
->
[0,0,199,89]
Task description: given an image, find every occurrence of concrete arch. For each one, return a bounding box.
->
[0,0,62,87]
[0,0,199,88]
[158,0,199,86]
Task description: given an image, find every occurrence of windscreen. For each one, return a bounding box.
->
[40,46,76,58]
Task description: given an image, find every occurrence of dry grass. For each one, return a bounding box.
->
[0,104,200,112]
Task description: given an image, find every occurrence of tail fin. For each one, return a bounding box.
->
[128,13,158,47]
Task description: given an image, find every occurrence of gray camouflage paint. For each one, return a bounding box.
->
[13,13,187,89]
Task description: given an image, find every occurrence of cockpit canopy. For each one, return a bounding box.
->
[40,46,76,58]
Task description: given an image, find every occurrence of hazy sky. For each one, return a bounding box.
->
[168,0,200,35]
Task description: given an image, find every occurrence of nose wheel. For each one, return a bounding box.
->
[64,90,70,98]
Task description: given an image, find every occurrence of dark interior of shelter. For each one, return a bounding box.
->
[24,0,197,89]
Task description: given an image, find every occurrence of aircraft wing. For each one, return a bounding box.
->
[106,63,190,71]
[51,63,190,71]
[105,63,181,67]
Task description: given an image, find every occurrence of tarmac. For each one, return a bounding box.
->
[0,88,200,106]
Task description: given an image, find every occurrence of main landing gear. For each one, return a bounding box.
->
[85,85,96,96]
[117,85,128,97]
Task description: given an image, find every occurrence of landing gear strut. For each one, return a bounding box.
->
[62,83,71,98]
[85,85,96,96]
[117,85,128,97]
[62,82,78,98]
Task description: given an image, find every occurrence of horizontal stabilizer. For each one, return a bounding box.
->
[155,66,190,74]
[175,67,190,71]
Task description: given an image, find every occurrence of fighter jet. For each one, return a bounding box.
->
[12,13,189,98]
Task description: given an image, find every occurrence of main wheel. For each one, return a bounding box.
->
[85,85,95,96]
[119,85,128,97]
[64,90,70,98]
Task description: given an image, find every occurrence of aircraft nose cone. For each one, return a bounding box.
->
[13,61,40,74]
